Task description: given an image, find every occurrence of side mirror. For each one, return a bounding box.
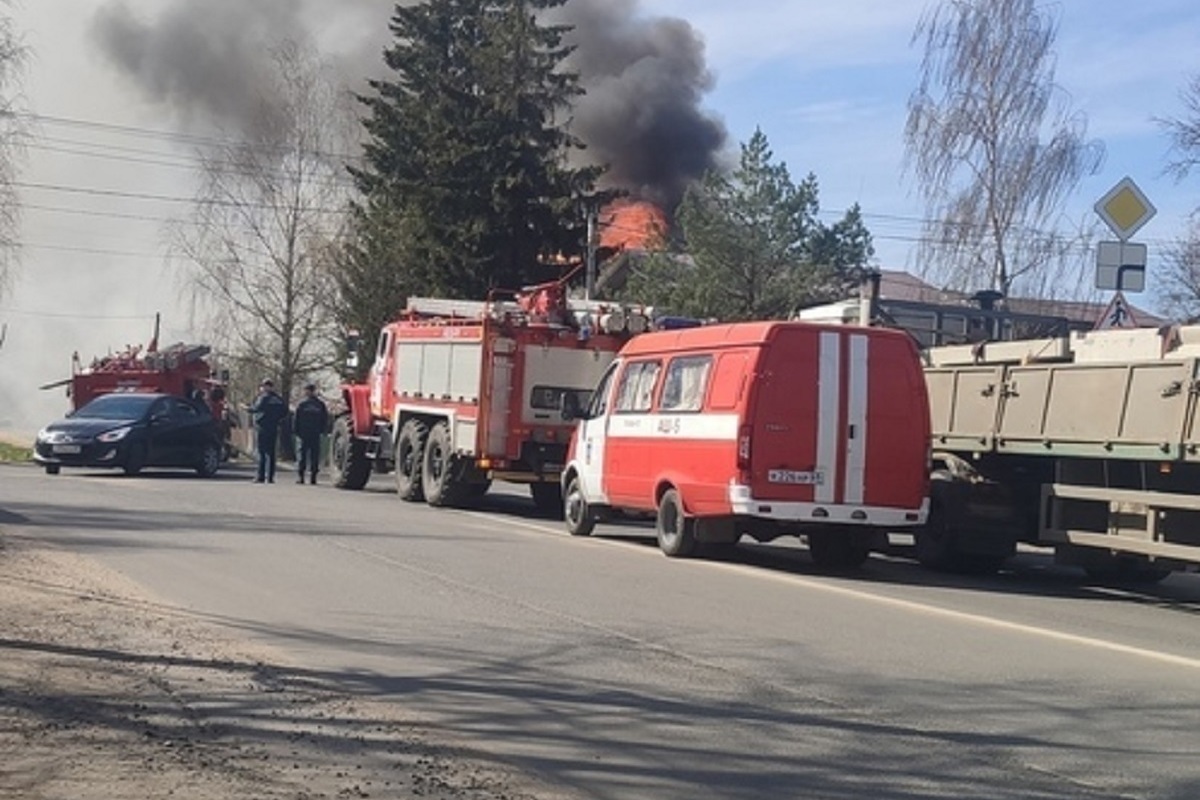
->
[560,392,584,422]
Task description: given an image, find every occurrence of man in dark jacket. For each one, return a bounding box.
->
[249,379,288,483]
[293,382,329,484]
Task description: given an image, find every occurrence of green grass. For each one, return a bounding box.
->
[0,441,32,462]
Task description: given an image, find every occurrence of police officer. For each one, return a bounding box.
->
[249,379,288,483]
[293,382,328,484]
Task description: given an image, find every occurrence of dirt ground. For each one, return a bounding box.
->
[0,528,566,800]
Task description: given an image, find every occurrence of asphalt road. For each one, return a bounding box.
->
[3,461,1200,799]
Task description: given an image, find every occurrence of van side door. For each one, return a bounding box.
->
[575,361,619,505]
[604,359,662,508]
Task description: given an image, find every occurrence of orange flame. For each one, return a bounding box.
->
[599,199,668,252]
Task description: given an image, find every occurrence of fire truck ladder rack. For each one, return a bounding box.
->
[405,296,656,335]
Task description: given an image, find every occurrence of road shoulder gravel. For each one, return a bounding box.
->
[0,529,566,800]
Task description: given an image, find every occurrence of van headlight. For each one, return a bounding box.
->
[97,426,132,443]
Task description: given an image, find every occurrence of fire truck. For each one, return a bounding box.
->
[331,279,663,513]
[40,322,235,457]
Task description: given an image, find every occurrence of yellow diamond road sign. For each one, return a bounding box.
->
[1095,176,1156,241]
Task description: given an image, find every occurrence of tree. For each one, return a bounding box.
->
[0,1,24,302]
[342,0,600,349]
[174,41,355,399]
[1162,74,1200,184]
[905,0,1103,298]
[1155,225,1200,322]
[622,129,872,321]
[1156,75,1200,322]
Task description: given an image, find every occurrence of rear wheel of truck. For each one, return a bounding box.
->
[807,529,870,570]
[530,482,564,519]
[564,475,595,537]
[656,489,697,558]
[331,415,370,490]
[422,421,464,507]
[394,419,428,502]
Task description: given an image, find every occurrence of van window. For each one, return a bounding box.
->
[659,356,713,412]
[614,361,661,413]
[587,363,618,418]
[708,351,750,411]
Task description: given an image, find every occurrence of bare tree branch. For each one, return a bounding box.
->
[173,39,355,400]
[904,0,1103,299]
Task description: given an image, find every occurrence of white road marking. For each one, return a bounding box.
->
[457,508,1200,672]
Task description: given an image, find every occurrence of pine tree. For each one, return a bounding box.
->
[623,130,871,321]
[345,0,599,315]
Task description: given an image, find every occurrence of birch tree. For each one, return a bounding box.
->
[905,0,1103,298]
[175,41,355,398]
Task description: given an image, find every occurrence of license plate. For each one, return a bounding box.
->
[52,444,82,454]
[768,469,823,485]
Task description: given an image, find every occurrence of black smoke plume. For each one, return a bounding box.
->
[90,0,725,209]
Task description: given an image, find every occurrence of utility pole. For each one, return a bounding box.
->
[584,200,598,300]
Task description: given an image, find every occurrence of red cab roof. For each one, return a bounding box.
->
[620,321,897,357]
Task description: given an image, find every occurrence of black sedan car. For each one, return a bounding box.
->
[34,392,223,477]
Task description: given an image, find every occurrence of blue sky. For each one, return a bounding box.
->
[1,0,1198,432]
[640,0,1200,271]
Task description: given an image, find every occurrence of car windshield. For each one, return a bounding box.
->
[73,394,157,420]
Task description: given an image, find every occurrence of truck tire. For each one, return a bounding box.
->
[422,421,465,507]
[530,482,564,519]
[44,464,60,475]
[916,496,1006,575]
[807,529,870,570]
[331,415,371,490]
[563,475,595,537]
[394,419,428,502]
[656,488,697,558]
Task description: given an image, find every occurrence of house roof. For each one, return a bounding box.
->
[875,270,1166,328]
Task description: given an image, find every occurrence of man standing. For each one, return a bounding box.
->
[249,379,287,484]
[293,382,328,484]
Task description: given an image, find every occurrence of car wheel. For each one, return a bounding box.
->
[44,464,60,476]
[656,488,697,558]
[195,442,221,478]
[122,445,146,477]
[394,419,428,502]
[564,475,596,537]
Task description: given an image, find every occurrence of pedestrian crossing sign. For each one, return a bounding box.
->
[1094,291,1138,330]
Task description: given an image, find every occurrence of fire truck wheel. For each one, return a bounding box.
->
[122,445,146,477]
[331,415,371,490]
[563,476,595,536]
[394,419,428,502]
[422,422,464,507]
[656,489,697,558]
[44,464,61,475]
[806,529,870,570]
[195,442,221,478]
[530,482,564,519]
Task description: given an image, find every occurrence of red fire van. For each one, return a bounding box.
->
[560,321,930,568]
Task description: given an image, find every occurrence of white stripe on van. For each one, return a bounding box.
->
[815,332,840,503]
[605,412,740,441]
[843,334,869,505]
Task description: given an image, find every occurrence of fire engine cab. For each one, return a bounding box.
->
[332,279,662,514]
[560,321,932,567]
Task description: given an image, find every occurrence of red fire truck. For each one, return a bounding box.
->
[331,279,662,513]
[40,326,235,457]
